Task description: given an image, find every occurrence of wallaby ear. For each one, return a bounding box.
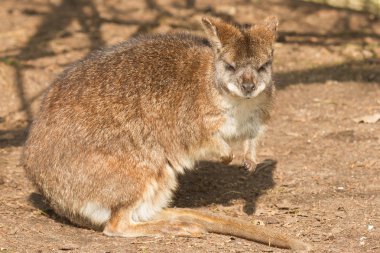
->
[249,16,278,42]
[201,17,240,51]
[263,16,279,33]
[201,17,222,49]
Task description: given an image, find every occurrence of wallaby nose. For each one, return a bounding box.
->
[242,83,255,93]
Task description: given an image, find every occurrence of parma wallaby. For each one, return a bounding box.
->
[23,16,311,250]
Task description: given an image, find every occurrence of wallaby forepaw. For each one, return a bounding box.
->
[220,154,234,165]
[242,158,257,172]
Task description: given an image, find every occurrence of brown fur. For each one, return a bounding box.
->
[23,16,311,250]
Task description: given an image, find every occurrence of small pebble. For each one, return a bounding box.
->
[359,236,366,246]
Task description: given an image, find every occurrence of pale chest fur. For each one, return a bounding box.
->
[218,96,269,142]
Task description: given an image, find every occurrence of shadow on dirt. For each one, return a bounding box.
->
[174,159,276,215]
[275,58,380,87]
[0,128,28,149]
[28,192,74,227]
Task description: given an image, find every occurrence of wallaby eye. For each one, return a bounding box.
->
[258,60,272,72]
[258,65,266,72]
[224,62,236,72]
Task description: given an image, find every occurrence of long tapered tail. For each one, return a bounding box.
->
[161,208,312,250]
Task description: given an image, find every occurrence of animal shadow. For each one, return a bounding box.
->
[28,192,73,226]
[173,159,277,215]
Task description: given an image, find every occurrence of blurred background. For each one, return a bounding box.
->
[0,1,379,252]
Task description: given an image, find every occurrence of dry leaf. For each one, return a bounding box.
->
[58,244,79,251]
[354,113,380,123]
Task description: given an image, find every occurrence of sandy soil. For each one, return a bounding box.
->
[0,0,379,252]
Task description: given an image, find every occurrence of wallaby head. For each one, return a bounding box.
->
[201,16,278,99]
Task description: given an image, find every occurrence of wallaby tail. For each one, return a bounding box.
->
[160,208,312,251]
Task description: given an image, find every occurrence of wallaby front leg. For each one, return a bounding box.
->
[213,134,233,165]
[242,138,258,172]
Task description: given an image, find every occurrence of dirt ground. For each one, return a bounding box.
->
[0,0,379,252]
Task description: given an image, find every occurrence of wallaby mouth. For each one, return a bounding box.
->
[245,81,267,99]
[222,81,265,99]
